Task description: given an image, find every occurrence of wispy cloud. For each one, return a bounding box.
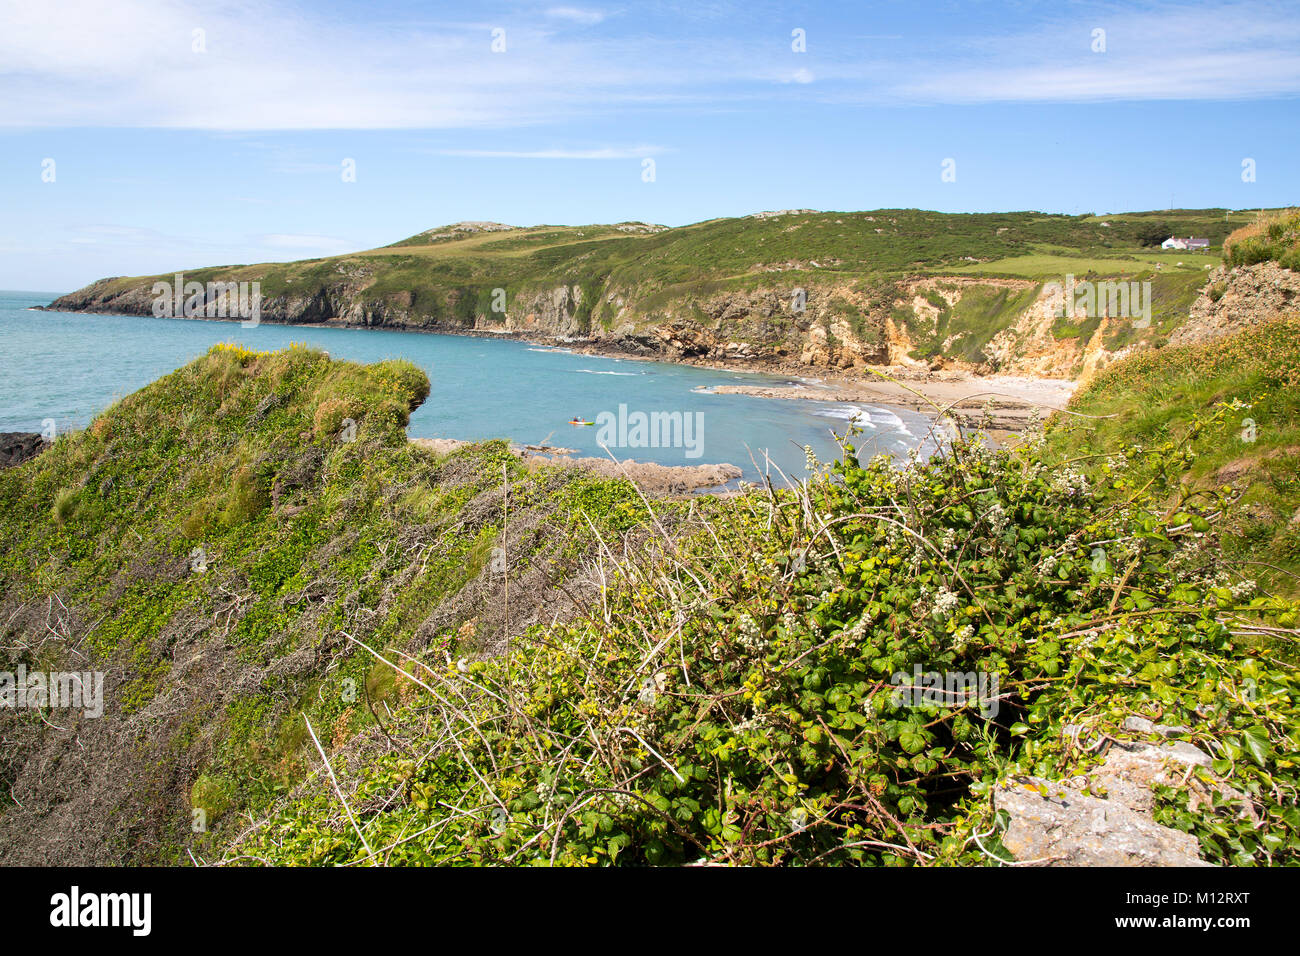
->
[888,1,1300,104]
[0,0,724,129]
[0,0,1295,131]
[545,7,607,26]
[433,145,665,159]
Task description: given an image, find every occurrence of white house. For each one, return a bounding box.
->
[1161,236,1210,251]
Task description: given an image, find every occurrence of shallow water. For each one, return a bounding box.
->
[0,290,940,484]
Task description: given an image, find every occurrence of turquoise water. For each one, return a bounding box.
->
[0,290,938,484]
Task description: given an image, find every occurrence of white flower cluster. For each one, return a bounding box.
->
[932,586,960,620]
[910,544,927,571]
[736,613,768,650]
[983,501,1010,536]
[1051,468,1091,499]
[736,712,770,734]
[1231,579,1258,601]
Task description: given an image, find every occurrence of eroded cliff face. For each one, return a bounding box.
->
[1172,262,1300,346]
[983,283,1121,382]
[595,285,894,368]
[48,276,900,369]
[48,272,394,328]
[47,265,1234,380]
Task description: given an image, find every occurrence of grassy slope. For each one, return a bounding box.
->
[212,359,1300,867]
[1224,208,1300,270]
[1048,318,1300,597]
[0,344,651,863]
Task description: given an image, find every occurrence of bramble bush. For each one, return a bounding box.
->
[229,402,1299,866]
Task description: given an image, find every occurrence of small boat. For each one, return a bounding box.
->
[568,419,595,426]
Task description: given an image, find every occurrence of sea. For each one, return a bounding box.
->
[0,290,939,485]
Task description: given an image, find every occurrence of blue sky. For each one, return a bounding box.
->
[1,0,1297,291]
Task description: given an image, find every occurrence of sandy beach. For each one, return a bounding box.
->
[694,368,1076,434]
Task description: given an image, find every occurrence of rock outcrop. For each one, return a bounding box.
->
[992,717,1253,866]
[0,432,49,469]
[1172,262,1300,346]
[996,776,1210,866]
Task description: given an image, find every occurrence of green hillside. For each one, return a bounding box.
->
[49,208,1273,372]
[84,207,1246,300]
[3,340,1298,866]
[0,344,651,862]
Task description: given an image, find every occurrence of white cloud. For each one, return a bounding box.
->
[0,0,725,129]
[433,145,665,159]
[0,0,1296,131]
[545,7,606,26]
[889,1,1300,104]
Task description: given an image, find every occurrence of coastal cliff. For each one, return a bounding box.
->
[45,208,1247,379]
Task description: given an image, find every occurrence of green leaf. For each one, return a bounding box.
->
[1242,727,1272,768]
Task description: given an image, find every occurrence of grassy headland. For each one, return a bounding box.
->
[3,333,1297,866]
[45,207,1278,377]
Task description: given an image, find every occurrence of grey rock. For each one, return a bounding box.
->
[1091,738,1212,812]
[0,432,50,469]
[1122,715,1193,737]
[995,776,1212,867]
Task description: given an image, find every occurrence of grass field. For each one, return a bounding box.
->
[953,251,1221,277]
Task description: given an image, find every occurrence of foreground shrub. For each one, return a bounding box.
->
[230,406,1300,866]
[1223,208,1300,271]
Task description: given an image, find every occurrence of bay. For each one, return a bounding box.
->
[0,289,939,484]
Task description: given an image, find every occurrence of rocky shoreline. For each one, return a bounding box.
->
[412,437,743,495]
[0,433,49,469]
[40,300,1072,440]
